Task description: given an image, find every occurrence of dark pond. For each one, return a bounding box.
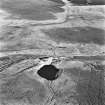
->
[43,27,105,45]
[37,64,60,81]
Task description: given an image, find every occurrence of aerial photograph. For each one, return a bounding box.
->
[0,0,105,105]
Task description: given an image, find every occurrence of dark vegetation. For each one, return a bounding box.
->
[0,0,64,20]
[70,0,88,5]
[68,0,105,5]
[43,27,105,45]
[0,26,32,42]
